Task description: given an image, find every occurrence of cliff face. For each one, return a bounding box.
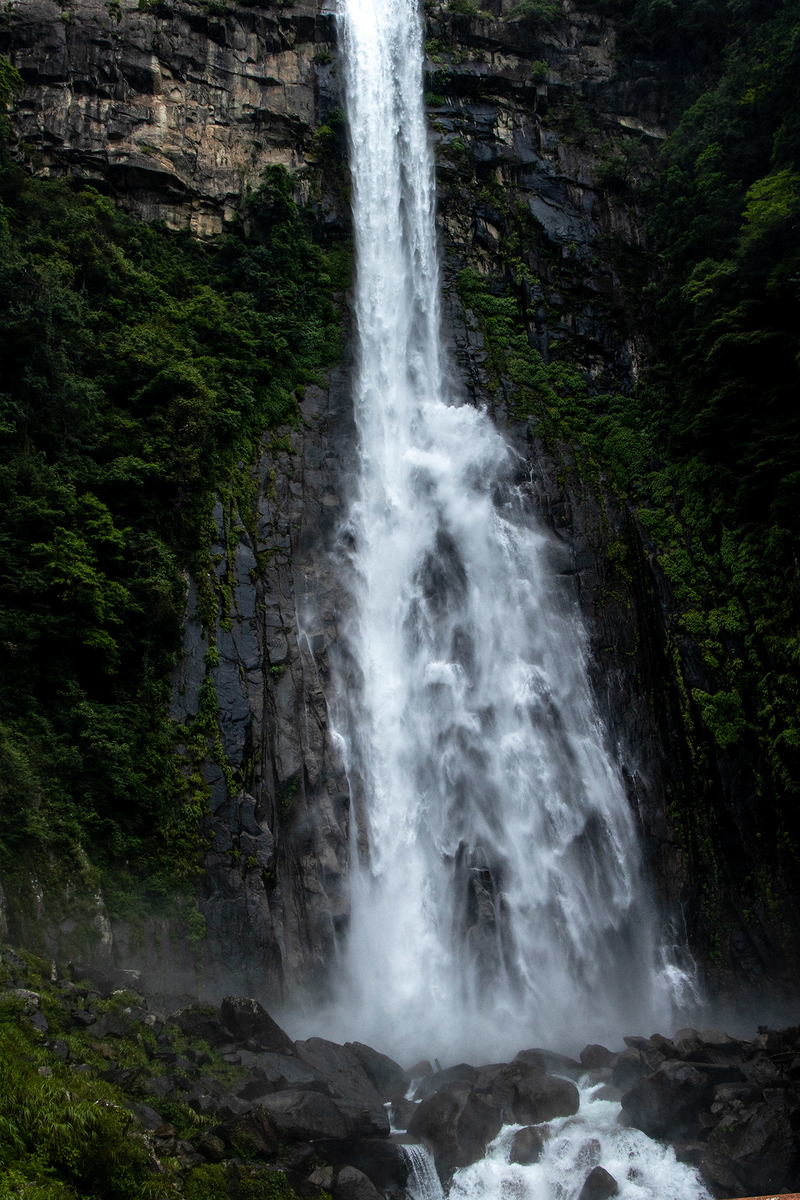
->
[2,0,336,234]
[1,0,791,1006]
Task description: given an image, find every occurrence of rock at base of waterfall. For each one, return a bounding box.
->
[578,1166,619,1200]
[294,1039,389,1136]
[346,1042,407,1097]
[620,1061,714,1140]
[580,1044,617,1070]
[414,1063,478,1101]
[259,1090,353,1141]
[512,1073,580,1124]
[515,1048,584,1080]
[407,1082,502,1177]
[333,1166,384,1200]
[509,1125,547,1165]
[611,1047,650,1091]
[699,1104,797,1196]
[314,1136,413,1191]
[220,997,295,1054]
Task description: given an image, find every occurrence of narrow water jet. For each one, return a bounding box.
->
[308,0,696,1063]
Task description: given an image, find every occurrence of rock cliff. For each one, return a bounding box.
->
[1,0,792,1008]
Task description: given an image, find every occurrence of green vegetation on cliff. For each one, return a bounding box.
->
[453,0,800,953]
[0,67,343,937]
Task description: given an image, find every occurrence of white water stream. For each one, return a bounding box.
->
[313,0,696,1063]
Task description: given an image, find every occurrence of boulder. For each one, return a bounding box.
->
[235,1052,331,1098]
[579,1045,616,1070]
[514,1048,583,1081]
[294,1039,389,1136]
[578,1166,619,1200]
[512,1073,579,1125]
[509,1126,546,1165]
[700,1104,796,1196]
[220,997,294,1053]
[260,1090,353,1141]
[388,1094,417,1130]
[474,1061,571,1123]
[218,1106,279,1159]
[333,1166,383,1200]
[173,1004,233,1047]
[346,1043,406,1097]
[611,1048,649,1091]
[414,1063,478,1101]
[621,1061,714,1140]
[314,1136,413,1190]
[407,1083,502,1177]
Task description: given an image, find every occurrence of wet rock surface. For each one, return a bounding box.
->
[5,945,800,1195]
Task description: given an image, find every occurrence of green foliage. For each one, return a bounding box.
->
[455,0,800,918]
[0,91,342,933]
[448,0,478,14]
[0,1010,150,1198]
[505,0,563,26]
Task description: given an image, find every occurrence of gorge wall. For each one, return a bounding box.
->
[1,0,795,1018]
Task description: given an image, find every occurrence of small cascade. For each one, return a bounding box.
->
[449,1083,710,1200]
[403,1144,446,1200]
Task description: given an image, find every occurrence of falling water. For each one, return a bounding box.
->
[320,0,694,1062]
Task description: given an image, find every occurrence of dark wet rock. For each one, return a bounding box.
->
[515,1048,583,1081]
[406,1060,434,1079]
[197,1132,227,1163]
[474,1061,567,1123]
[315,1137,413,1191]
[621,1061,714,1140]
[611,1048,649,1091]
[590,1084,622,1103]
[294,1039,389,1135]
[217,1106,279,1160]
[415,1063,478,1101]
[580,1045,617,1070]
[236,1053,331,1100]
[388,1094,417,1130]
[143,1075,176,1101]
[407,1083,502,1178]
[127,1101,164,1131]
[220,997,294,1053]
[333,1166,383,1200]
[578,1165,619,1200]
[700,1103,797,1195]
[260,1090,353,1142]
[512,1073,580,1125]
[173,1004,233,1047]
[509,1125,547,1165]
[346,1042,407,1097]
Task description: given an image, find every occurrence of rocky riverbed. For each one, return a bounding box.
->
[1,944,798,1198]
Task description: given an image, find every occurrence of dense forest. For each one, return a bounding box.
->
[0,0,798,1193]
[0,54,346,929]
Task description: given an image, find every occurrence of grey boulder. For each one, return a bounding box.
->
[259,1090,353,1141]
[578,1166,619,1200]
[509,1125,547,1165]
[220,997,295,1053]
[408,1082,502,1178]
[333,1166,383,1200]
[621,1061,713,1140]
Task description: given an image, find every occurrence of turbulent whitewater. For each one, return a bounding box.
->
[317,0,693,1062]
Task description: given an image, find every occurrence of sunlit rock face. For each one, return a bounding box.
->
[0,0,336,234]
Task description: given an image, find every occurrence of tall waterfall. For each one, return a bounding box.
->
[322,0,691,1063]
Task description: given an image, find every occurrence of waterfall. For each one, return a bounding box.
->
[403,1145,446,1200]
[318,0,694,1063]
